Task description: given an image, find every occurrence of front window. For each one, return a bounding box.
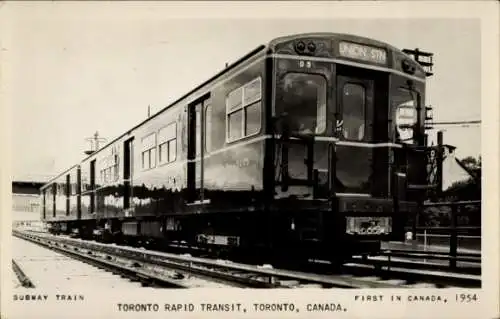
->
[393,88,419,144]
[280,73,326,134]
[342,83,366,141]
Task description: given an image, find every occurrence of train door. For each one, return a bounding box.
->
[52,183,56,217]
[335,66,389,196]
[123,137,134,211]
[90,159,96,213]
[42,189,46,220]
[335,73,374,195]
[187,94,210,204]
[77,167,82,220]
[66,174,70,216]
[273,71,329,196]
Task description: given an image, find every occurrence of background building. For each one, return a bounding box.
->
[12,181,46,221]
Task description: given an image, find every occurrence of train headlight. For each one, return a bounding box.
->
[307,41,316,53]
[295,41,306,53]
[295,40,318,55]
[402,59,416,75]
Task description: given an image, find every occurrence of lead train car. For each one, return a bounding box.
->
[40,33,429,265]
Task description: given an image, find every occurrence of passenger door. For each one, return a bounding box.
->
[335,73,375,195]
[187,94,211,205]
[123,137,134,213]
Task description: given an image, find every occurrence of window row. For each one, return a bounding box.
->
[100,154,119,183]
[52,182,77,195]
[226,77,262,142]
[142,122,177,170]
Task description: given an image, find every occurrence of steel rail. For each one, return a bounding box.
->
[13,231,189,288]
[12,259,35,288]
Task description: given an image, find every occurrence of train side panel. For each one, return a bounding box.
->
[201,57,267,211]
[126,53,268,219]
[54,176,66,220]
[94,141,124,220]
[69,166,79,219]
[80,159,93,219]
[130,106,184,218]
[40,185,53,222]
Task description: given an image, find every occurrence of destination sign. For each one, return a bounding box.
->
[338,41,387,65]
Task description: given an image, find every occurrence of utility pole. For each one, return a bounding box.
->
[436,130,444,198]
[84,131,107,155]
[402,47,435,242]
[402,48,434,77]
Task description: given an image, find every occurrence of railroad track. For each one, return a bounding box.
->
[12,259,35,288]
[13,230,480,289]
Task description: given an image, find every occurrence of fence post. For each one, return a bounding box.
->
[449,204,458,269]
[423,229,427,251]
[413,197,421,241]
[423,229,427,263]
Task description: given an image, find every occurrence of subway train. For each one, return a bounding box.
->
[40,32,434,265]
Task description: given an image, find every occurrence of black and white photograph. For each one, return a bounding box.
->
[1,2,498,319]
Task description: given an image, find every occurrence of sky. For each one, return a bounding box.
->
[2,3,483,181]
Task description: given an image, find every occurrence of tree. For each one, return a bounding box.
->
[459,155,481,179]
[442,155,481,201]
[421,155,481,227]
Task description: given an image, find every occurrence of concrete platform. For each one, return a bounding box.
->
[12,235,154,290]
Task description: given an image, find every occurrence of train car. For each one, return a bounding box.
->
[40,165,80,234]
[40,32,432,265]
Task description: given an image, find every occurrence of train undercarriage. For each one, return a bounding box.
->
[45,202,405,268]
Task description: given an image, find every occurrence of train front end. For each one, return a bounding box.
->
[266,33,429,263]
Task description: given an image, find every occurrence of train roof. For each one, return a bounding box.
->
[40,164,79,190]
[40,44,267,189]
[40,32,426,190]
[76,44,268,164]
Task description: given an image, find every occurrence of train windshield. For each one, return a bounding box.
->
[279,73,327,134]
[393,88,419,144]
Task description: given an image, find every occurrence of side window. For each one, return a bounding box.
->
[100,158,106,184]
[342,83,366,141]
[226,77,262,142]
[66,174,70,197]
[196,107,201,157]
[141,133,157,170]
[100,155,118,184]
[158,122,177,164]
[205,104,212,152]
[42,189,46,218]
[113,155,119,181]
